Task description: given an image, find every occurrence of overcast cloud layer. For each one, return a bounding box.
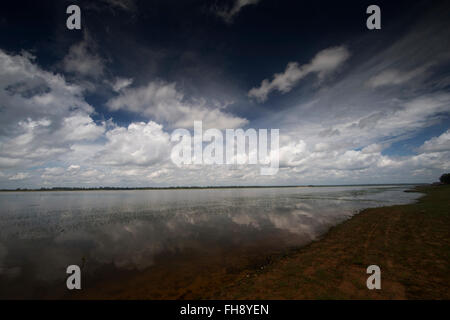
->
[0,0,449,188]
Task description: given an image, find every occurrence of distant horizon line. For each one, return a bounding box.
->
[0,183,429,192]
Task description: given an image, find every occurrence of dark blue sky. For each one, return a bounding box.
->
[0,0,449,187]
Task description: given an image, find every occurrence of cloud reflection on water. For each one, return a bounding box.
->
[0,186,421,296]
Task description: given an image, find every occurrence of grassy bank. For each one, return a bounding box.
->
[210,185,450,299]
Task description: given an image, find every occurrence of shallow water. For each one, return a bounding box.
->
[0,186,421,298]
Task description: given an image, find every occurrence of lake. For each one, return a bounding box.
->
[0,186,421,298]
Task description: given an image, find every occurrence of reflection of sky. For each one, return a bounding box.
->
[0,186,421,296]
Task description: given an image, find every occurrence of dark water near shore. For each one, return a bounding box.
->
[0,186,421,298]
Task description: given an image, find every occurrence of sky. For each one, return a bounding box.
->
[0,0,449,188]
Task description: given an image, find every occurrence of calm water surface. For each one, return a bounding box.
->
[0,186,421,298]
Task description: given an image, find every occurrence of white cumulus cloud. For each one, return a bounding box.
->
[216,0,261,24]
[249,46,350,102]
[419,130,450,153]
[106,81,248,129]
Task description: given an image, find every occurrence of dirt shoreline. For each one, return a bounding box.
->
[74,185,449,300]
[211,184,450,299]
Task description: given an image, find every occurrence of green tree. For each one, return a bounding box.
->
[439,173,450,184]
